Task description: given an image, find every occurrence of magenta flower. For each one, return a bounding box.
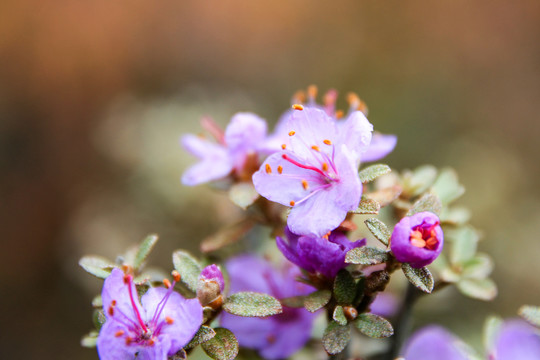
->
[402,326,470,360]
[489,319,540,360]
[181,113,267,186]
[97,268,203,360]
[219,255,317,360]
[390,211,444,268]
[253,106,371,237]
[276,226,366,278]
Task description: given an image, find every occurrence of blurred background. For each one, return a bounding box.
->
[1,1,539,358]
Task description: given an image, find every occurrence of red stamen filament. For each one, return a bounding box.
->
[282,154,327,177]
[126,275,148,333]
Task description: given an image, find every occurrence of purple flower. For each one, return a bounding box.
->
[402,326,471,360]
[276,226,366,278]
[370,292,399,318]
[489,319,540,360]
[181,113,267,186]
[390,211,444,268]
[97,268,203,360]
[220,255,317,360]
[253,106,371,237]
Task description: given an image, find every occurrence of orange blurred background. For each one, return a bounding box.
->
[1,1,539,358]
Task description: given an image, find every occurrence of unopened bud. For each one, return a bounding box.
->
[197,264,225,308]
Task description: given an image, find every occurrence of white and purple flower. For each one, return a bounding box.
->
[276,226,366,279]
[219,255,317,360]
[97,268,203,360]
[390,211,444,268]
[253,106,371,237]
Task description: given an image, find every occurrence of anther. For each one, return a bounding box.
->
[277,165,283,174]
[123,274,131,284]
[111,300,117,306]
[265,164,272,174]
[125,336,133,345]
[311,145,320,152]
[292,104,304,110]
[288,131,296,136]
[290,201,295,206]
[281,144,286,150]
[323,139,332,145]
[307,85,318,99]
[163,279,172,289]
[335,110,344,119]
[322,163,329,172]
[148,339,155,346]
[108,306,115,316]
[172,270,181,282]
[115,330,125,337]
[165,316,174,324]
[302,180,309,190]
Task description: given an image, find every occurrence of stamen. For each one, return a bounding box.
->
[201,116,225,144]
[302,180,309,190]
[125,336,133,345]
[172,270,181,282]
[282,154,327,177]
[277,165,283,174]
[123,274,130,284]
[311,145,320,152]
[108,306,115,316]
[265,164,272,174]
[148,338,155,346]
[290,201,295,206]
[292,104,304,110]
[165,316,174,324]
[163,279,172,289]
[115,330,125,337]
[111,300,117,306]
[322,163,329,172]
[307,85,318,100]
[411,238,426,248]
[281,144,286,150]
[292,90,306,104]
[125,275,148,333]
[323,139,332,145]
[288,131,296,136]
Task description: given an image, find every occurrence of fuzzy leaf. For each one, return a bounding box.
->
[79,256,115,279]
[334,270,356,305]
[407,192,442,216]
[223,292,282,317]
[462,254,493,280]
[440,206,471,225]
[185,325,216,349]
[133,234,158,270]
[229,182,259,210]
[322,321,351,355]
[172,250,202,293]
[352,197,380,215]
[402,263,434,293]
[403,165,438,197]
[366,185,402,207]
[304,290,332,313]
[81,331,98,348]
[364,218,391,246]
[483,315,503,350]
[431,168,465,204]
[457,278,497,301]
[345,246,389,265]
[359,164,391,183]
[518,306,540,327]
[450,226,479,265]
[200,219,255,253]
[201,328,239,360]
[333,306,348,325]
[353,313,394,338]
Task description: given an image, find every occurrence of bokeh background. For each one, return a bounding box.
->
[1,1,539,359]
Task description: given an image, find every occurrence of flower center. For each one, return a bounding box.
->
[409,222,439,250]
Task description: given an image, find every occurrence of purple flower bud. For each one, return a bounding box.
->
[390,211,443,268]
[277,226,366,279]
[199,264,225,292]
[197,264,225,308]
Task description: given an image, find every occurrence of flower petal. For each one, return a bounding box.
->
[97,320,137,360]
[338,111,373,161]
[101,268,144,324]
[362,133,397,162]
[402,325,470,360]
[181,159,233,186]
[181,134,226,159]
[225,255,275,294]
[224,112,267,151]
[491,319,540,360]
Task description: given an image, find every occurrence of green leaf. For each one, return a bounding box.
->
[80,331,98,348]
[229,182,259,209]
[353,313,394,338]
[483,315,503,351]
[185,325,216,349]
[402,165,438,197]
[431,168,465,204]
[79,256,115,279]
[366,185,402,207]
[352,197,380,215]
[223,292,282,317]
[93,309,106,330]
[407,192,442,216]
[334,270,356,304]
[200,219,255,253]
[172,250,202,293]
[359,164,391,183]
[462,254,493,279]
[322,321,351,355]
[304,290,332,313]
[457,278,497,301]
[450,226,479,264]
[345,246,389,265]
[133,234,158,270]
[518,305,540,327]
[364,218,391,246]
[201,328,239,360]
[440,206,471,225]
[402,263,434,293]
[333,306,348,325]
